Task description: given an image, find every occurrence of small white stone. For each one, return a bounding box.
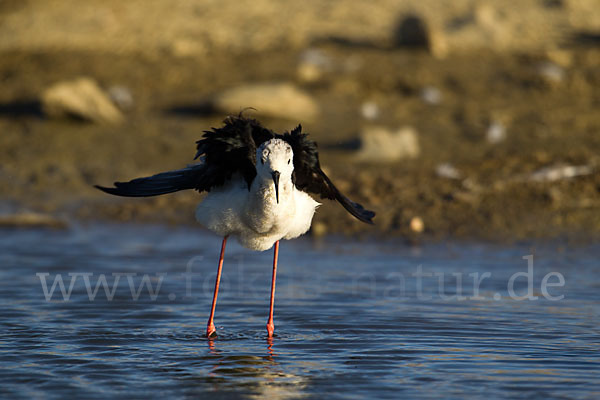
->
[360,101,379,120]
[107,85,134,110]
[538,62,564,84]
[420,86,442,105]
[436,163,461,180]
[529,165,593,182]
[486,121,506,144]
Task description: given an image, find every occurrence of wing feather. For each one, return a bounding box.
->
[95,164,205,197]
[279,125,375,224]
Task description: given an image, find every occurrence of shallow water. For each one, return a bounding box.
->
[0,224,599,399]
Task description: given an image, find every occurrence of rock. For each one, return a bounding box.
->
[394,15,429,47]
[394,14,447,58]
[356,126,420,162]
[42,77,124,124]
[107,85,134,110]
[420,86,442,105]
[409,216,425,233]
[529,164,593,182]
[486,121,506,144]
[0,212,68,229]
[537,61,565,85]
[212,83,318,121]
[436,163,462,179]
[360,101,380,120]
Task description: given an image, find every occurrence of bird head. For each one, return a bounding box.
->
[256,139,294,203]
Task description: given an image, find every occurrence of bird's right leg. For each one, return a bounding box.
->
[207,235,228,337]
[266,240,279,338]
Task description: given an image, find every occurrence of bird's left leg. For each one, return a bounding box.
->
[207,235,228,337]
[266,240,279,338]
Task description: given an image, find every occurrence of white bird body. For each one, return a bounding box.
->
[195,171,320,251]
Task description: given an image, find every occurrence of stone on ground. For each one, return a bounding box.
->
[42,77,124,124]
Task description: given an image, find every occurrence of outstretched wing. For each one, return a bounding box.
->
[279,125,376,224]
[96,115,275,197]
[95,164,206,197]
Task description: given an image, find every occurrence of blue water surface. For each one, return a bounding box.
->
[0,224,599,399]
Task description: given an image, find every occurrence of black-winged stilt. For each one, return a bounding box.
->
[96,116,375,337]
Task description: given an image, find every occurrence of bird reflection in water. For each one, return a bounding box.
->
[266,336,276,361]
[204,336,306,399]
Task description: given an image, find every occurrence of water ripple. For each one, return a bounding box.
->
[0,224,599,399]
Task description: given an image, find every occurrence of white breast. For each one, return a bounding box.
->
[195,176,319,251]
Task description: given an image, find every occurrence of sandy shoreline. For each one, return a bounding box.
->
[2,44,599,241]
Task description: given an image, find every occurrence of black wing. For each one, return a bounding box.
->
[96,115,276,197]
[95,164,206,197]
[279,125,376,224]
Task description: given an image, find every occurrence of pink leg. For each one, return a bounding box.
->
[207,236,228,337]
[266,240,279,338]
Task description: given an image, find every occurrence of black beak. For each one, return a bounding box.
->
[271,171,280,204]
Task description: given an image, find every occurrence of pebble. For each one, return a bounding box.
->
[537,61,564,84]
[360,101,380,120]
[107,85,134,110]
[420,86,442,105]
[486,121,506,144]
[436,163,462,180]
[529,164,593,182]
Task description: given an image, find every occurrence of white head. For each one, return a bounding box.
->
[256,139,294,203]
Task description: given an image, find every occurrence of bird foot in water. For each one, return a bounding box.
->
[207,324,217,338]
